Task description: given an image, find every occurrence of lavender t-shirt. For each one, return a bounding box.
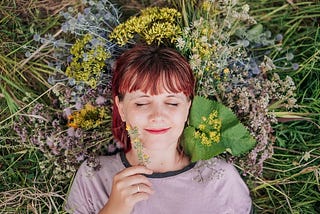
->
[66,152,252,214]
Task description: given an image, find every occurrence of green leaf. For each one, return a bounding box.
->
[220,123,256,156]
[182,96,256,161]
[182,127,225,162]
[188,96,214,127]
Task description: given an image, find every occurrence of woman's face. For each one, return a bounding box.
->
[116,89,191,151]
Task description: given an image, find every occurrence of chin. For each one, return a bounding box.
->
[143,141,178,151]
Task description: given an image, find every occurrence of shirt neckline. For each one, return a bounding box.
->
[120,151,196,178]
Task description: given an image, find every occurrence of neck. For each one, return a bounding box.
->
[126,147,190,173]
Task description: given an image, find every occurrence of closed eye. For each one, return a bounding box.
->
[167,103,179,106]
[136,103,149,106]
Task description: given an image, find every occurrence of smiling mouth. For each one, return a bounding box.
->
[145,128,171,134]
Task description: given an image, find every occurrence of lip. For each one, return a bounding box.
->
[145,128,171,134]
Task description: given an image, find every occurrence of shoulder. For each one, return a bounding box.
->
[194,157,252,210]
[193,157,245,183]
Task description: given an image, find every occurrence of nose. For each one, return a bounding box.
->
[149,104,165,122]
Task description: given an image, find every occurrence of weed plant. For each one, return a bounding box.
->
[0,0,80,212]
[246,0,320,213]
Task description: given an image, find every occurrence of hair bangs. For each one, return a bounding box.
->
[119,70,189,96]
[118,53,194,98]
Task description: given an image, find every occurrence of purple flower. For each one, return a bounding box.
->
[75,129,82,138]
[51,146,60,155]
[33,34,41,42]
[75,102,83,110]
[46,137,54,147]
[52,119,60,128]
[64,108,72,117]
[95,96,106,105]
[292,63,299,71]
[76,153,85,162]
[275,34,283,42]
[67,127,75,137]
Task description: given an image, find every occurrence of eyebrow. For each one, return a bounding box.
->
[128,94,150,101]
[129,92,185,100]
[166,94,186,100]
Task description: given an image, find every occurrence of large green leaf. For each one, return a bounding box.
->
[182,127,226,162]
[182,96,256,161]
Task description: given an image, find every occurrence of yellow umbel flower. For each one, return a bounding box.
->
[110,7,182,46]
[65,34,111,88]
[67,103,109,130]
[194,110,222,146]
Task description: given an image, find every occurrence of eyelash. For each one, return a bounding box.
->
[135,103,178,107]
[136,103,148,107]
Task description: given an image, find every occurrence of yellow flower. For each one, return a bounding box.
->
[194,131,201,138]
[198,124,206,131]
[126,124,131,131]
[65,34,111,88]
[200,133,211,146]
[127,126,150,166]
[67,103,109,130]
[194,110,222,146]
[110,7,181,46]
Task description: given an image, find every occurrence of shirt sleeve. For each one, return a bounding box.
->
[221,162,252,213]
[65,162,96,214]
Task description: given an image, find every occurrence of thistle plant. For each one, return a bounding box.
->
[175,0,257,98]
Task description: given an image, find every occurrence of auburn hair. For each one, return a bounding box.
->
[111,45,195,151]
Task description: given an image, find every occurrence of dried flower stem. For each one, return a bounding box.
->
[126,125,150,166]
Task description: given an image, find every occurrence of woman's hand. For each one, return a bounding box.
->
[99,166,154,214]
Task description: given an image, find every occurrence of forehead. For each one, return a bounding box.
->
[120,70,185,95]
[123,89,188,100]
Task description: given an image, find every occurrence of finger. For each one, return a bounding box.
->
[123,174,153,187]
[132,184,154,195]
[114,174,152,193]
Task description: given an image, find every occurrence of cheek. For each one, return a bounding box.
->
[181,107,190,122]
[124,110,145,126]
[173,111,189,127]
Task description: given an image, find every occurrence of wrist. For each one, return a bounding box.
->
[99,201,132,214]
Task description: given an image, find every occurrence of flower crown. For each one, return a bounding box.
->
[21,0,298,178]
[109,5,256,161]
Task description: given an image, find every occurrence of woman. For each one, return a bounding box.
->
[66,45,252,214]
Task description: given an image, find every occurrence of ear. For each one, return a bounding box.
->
[115,96,126,122]
[187,100,192,109]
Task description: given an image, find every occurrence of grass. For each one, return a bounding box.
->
[246,1,320,212]
[0,0,65,120]
[251,121,320,213]
[0,0,79,212]
[1,0,320,213]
